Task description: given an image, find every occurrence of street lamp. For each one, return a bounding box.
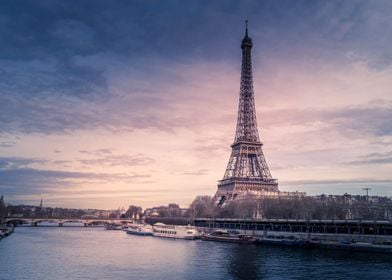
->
[363,187,371,197]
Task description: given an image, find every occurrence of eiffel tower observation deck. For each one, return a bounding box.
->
[215,21,278,206]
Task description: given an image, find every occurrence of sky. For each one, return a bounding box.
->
[0,0,392,209]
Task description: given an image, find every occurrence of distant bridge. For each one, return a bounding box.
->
[4,217,134,227]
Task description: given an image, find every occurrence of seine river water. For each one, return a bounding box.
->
[0,226,391,280]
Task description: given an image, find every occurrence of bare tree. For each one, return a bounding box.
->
[125,205,143,219]
[189,196,216,218]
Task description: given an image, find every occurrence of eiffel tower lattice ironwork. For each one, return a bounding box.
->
[215,21,278,206]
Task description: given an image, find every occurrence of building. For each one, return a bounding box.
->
[214,22,305,205]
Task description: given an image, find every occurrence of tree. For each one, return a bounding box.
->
[0,195,7,224]
[189,196,216,218]
[125,205,143,219]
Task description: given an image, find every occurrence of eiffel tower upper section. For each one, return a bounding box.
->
[233,21,261,145]
[215,22,278,204]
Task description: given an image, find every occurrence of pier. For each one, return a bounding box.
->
[195,218,392,235]
[195,218,392,252]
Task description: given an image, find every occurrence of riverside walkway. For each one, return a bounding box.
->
[195,218,392,248]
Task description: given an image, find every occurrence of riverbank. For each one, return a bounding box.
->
[196,218,392,253]
[0,226,14,240]
[255,236,392,253]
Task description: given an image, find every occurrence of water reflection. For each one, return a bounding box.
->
[226,244,263,280]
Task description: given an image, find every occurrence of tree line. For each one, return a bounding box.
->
[188,195,392,220]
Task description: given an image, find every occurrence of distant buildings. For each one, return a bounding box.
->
[313,193,392,220]
[4,201,114,220]
[144,203,188,218]
[1,192,391,222]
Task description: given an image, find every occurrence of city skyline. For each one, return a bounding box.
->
[1,0,392,209]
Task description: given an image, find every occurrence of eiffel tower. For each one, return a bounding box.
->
[215,21,278,206]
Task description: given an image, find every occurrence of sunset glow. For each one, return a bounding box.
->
[1,1,391,208]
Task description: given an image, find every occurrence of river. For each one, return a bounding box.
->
[0,226,391,280]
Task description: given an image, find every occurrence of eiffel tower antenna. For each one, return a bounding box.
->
[214,21,278,206]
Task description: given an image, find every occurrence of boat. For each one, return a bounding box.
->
[126,224,153,236]
[152,223,199,240]
[201,230,255,244]
[104,223,123,230]
[0,226,14,240]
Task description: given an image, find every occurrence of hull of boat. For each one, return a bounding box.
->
[201,235,255,244]
[126,230,152,236]
[153,233,197,240]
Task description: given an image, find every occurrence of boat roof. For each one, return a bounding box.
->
[153,222,166,226]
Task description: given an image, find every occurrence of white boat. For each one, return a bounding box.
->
[152,223,199,240]
[126,224,153,236]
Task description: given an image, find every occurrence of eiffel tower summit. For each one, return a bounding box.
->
[214,21,280,206]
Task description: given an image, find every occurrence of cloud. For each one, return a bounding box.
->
[193,137,230,156]
[0,141,15,148]
[0,0,391,137]
[0,166,151,196]
[79,149,114,156]
[181,169,210,176]
[1,1,392,206]
[283,178,392,186]
[77,149,155,167]
[0,155,151,198]
[280,177,392,197]
[79,154,155,167]
[261,101,392,138]
[49,19,95,51]
[346,151,392,165]
[0,157,48,169]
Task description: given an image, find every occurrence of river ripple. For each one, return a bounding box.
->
[0,227,391,280]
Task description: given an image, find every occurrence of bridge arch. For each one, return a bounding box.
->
[5,219,29,226]
[4,217,135,227]
[61,220,85,224]
[31,219,59,226]
[85,220,111,226]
